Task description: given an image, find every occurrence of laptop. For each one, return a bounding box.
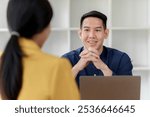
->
[80,76,141,100]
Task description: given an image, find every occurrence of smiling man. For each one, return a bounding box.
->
[62,10,133,86]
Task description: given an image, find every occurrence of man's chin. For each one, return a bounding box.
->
[84,45,98,50]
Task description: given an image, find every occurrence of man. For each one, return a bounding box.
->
[62,10,133,86]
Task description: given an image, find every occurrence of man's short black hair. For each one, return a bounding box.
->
[80,10,107,29]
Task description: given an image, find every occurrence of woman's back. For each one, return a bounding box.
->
[18,38,80,100]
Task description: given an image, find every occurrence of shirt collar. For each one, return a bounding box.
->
[19,38,40,49]
[19,38,41,54]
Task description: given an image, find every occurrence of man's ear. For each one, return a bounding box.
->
[78,29,82,40]
[104,29,109,39]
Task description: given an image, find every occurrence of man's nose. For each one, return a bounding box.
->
[89,31,95,38]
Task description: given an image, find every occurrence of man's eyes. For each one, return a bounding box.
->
[84,29,89,31]
[83,29,102,32]
[96,29,101,32]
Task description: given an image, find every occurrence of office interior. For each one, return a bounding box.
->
[0,0,150,99]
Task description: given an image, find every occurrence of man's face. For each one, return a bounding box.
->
[79,17,108,52]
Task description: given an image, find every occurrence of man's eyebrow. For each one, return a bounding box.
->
[83,26,90,28]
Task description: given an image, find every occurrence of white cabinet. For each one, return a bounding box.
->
[0,0,150,99]
[0,0,9,51]
[111,0,150,99]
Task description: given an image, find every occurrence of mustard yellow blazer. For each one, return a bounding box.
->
[17,38,80,100]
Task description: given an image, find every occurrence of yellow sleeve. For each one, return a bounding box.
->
[50,58,80,100]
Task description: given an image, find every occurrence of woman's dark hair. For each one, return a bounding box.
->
[0,0,53,99]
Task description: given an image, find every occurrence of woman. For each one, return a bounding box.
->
[0,0,80,100]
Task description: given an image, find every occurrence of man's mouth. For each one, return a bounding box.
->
[87,40,97,46]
